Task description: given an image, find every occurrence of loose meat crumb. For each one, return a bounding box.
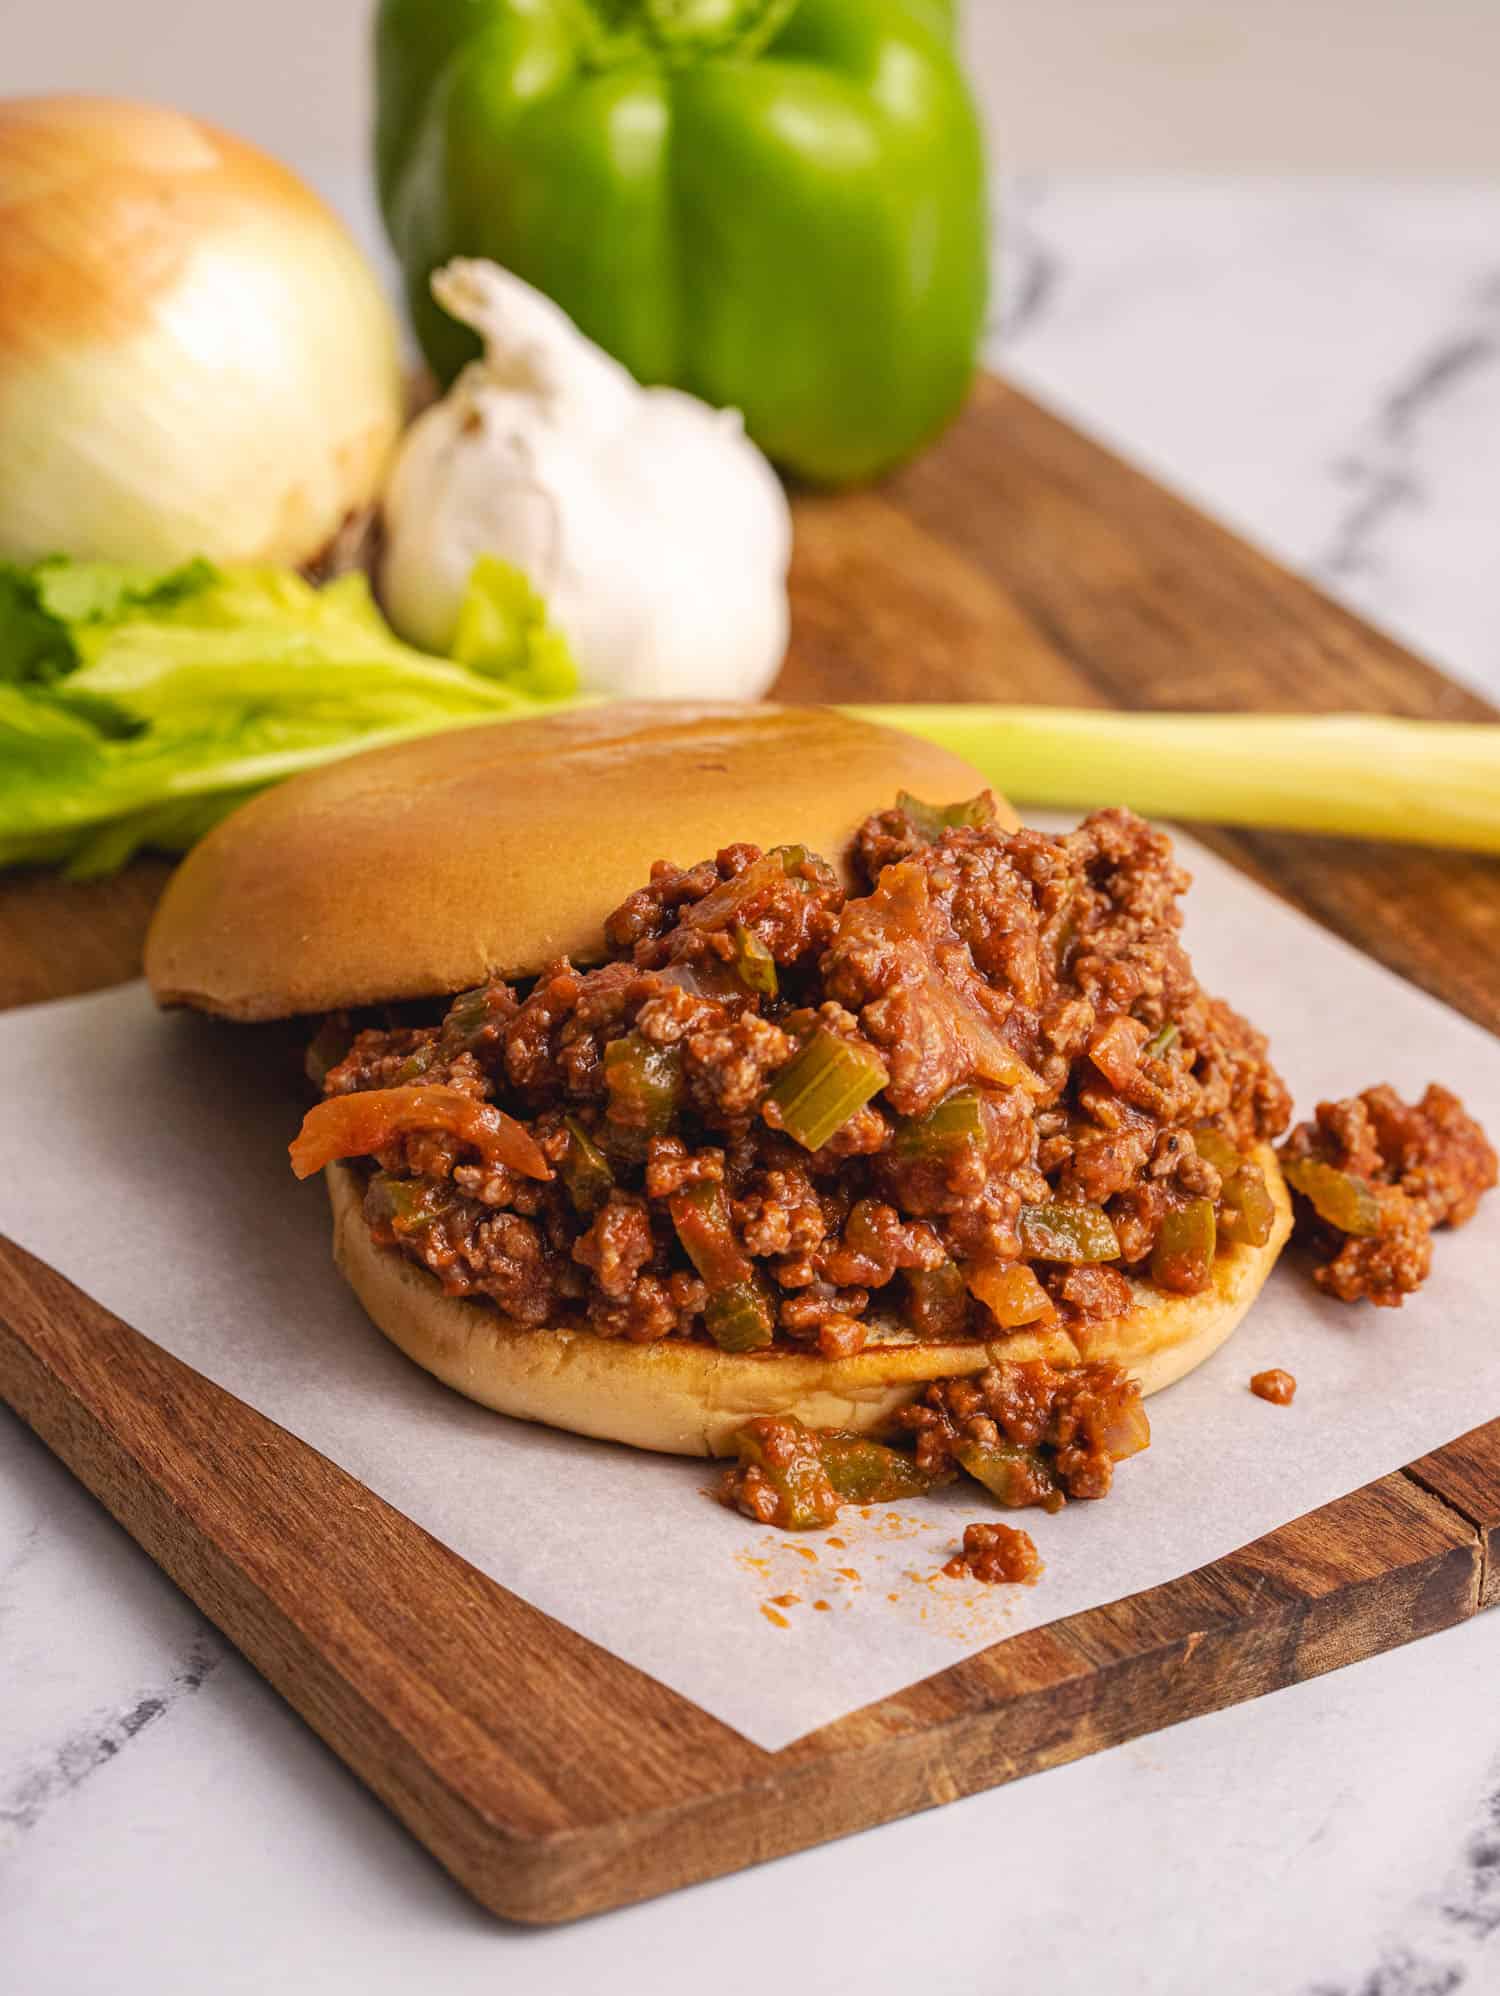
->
[898,1359,1150,1506]
[943,1521,1044,1586]
[1279,1083,1496,1306]
[719,1416,840,1531]
[1250,1368,1297,1405]
[717,1374,1150,1542]
[1048,1263,1133,1321]
[570,1193,655,1301]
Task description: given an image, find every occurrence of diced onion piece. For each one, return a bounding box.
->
[1193,1124,1244,1176]
[732,922,778,997]
[1087,1014,1148,1091]
[967,1260,1054,1328]
[682,852,792,933]
[832,861,1045,1104]
[289,1086,551,1181]
[1100,1394,1152,1463]
[669,1181,750,1292]
[656,964,705,997]
[1282,1157,1384,1236]
[559,1117,614,1216]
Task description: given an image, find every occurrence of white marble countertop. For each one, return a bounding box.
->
[997,177,1500,703]
[4,148,1500,1996]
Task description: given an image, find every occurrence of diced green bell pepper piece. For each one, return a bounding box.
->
[604,1032,683,1134]
[894,1085,984,1158]
[818,1430,934,1504]
[1018,1201,1120,1264]
[954,1439,1064,1514]
[728,1415,840,1529]
[732,922,778,998]
[559,1116,615,1216]
[375,0,988,484]
[894,790,993,841]
[1151,1196,1217,1292]
[705,1279,776,1353]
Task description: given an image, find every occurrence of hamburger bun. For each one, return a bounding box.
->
[145,702,1006,1021]
[152,697,1289,1455]
[328,1146,1292,1457]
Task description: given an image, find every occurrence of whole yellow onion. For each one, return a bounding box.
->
[0,96,404,567]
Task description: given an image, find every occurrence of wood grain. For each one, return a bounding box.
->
[1409,1423,1500,1610]
[1,375,1496,1920]
[0,1236,1483,1922]
[0,856,173,1012]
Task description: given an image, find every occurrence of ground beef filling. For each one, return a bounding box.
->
[1277,1083,1496,1306]
[304,801,1292,1356]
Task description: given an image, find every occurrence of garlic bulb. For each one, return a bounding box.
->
[0,96,404,568]
[380,259,791,701]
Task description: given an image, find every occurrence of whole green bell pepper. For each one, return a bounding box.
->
[374,0,989,485]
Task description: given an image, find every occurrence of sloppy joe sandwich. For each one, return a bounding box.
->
[146,702,1293,1532]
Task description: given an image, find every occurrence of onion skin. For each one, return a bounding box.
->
[0,96,404,569]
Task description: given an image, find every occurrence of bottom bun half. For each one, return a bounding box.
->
[328,1151,1292,1459]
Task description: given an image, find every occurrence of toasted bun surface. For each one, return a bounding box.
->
[327,1149,1291,1457]
[146,703,1004,1021]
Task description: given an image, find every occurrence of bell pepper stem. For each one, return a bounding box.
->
[580,0,799,63]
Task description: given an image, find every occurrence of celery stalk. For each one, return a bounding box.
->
[843,706,1500,853]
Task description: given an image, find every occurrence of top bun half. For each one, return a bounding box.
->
[145,703,1004,1020]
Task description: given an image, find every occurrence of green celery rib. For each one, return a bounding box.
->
[842,706,1500,854]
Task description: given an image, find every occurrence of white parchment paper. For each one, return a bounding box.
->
[4,834,1499,1749]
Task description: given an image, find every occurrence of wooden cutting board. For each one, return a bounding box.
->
[1,375,1497,1924]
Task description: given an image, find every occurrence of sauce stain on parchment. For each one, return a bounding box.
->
[733,1509,1025,1640]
